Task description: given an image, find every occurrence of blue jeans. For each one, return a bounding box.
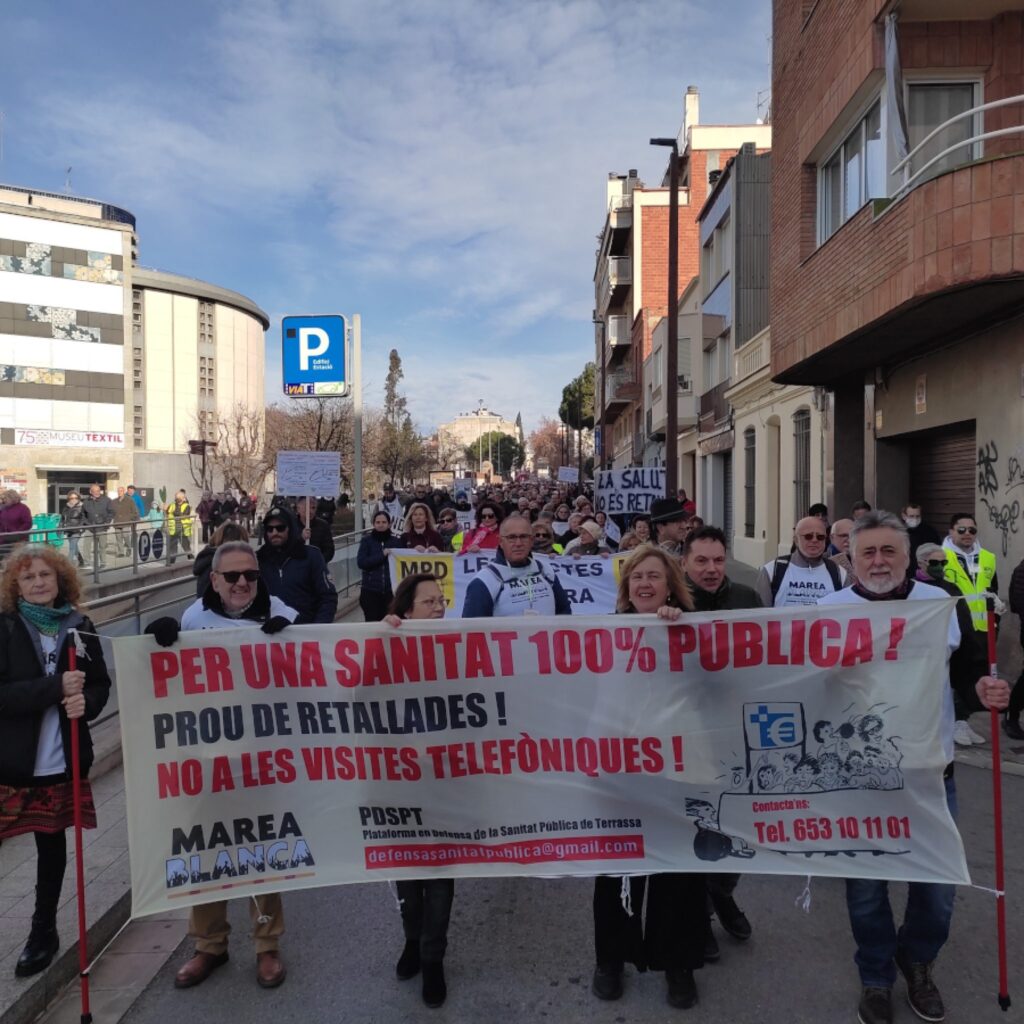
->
[845,776,958,987]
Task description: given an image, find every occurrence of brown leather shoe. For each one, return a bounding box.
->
[174,950,229,989]
[256,950,286,988]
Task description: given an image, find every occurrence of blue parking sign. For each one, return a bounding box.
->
[282,314,348,397]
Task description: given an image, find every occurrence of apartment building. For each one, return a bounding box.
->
[592,88,771,474]
[772,0,1024,580]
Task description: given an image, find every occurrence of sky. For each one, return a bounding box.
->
[1,0,771,438]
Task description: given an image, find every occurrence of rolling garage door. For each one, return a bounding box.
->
[907,420,975,537]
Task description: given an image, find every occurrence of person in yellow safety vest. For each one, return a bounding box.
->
[166,489,194,564]
[942,511,1003,747]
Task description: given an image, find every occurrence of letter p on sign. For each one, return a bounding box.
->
[282,314,347,398]
[299,327,330,369]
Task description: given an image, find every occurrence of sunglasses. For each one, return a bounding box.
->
[265,523,288,534]
[216,569,259,583]
[955,526,978,535]
[799,532,827,541]
[926,560,946,568]
[480,512,496,520]
[440,517,456,524]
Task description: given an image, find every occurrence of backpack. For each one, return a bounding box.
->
[769,555,842,601]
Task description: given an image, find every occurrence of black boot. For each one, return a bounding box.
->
[421,961,446,1008]
[396,939,420,980]
[15,915,59,977]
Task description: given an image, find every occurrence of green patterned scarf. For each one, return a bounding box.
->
[18,598,74,636]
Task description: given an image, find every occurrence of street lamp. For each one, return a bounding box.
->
[650,137,679,497]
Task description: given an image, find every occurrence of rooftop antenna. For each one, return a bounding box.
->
[64,166,72,194]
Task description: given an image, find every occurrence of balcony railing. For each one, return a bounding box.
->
[596,255,632,313]
[699,380,731,430]
[733,330,768,383]
[892,93,1024,199]
[608,314,630,347]
[606,365,640,409]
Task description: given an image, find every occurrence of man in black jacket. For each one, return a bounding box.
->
[681,525,761,960]
[81,484,114,569]
[256,506,338,624]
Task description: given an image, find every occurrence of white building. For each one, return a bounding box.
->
[0,184,267,512]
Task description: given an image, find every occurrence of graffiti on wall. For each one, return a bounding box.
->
[976,440,1024,556]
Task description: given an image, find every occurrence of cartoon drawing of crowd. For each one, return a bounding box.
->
[749,705,904,795]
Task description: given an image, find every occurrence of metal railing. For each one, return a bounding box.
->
[892,93,1024,198]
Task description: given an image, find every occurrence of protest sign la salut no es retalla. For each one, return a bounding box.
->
[113,601,967,918]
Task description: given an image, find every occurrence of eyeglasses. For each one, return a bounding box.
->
[265,523,287,534]
[799,532,827,541]
[926,560,947,568]
[503,533,532,541]
[533,532,552,539]
[955,526,978,535]
[480,512,496,520]
[414,597,447,608]
[216,569,259,583]
[440,517,456,524]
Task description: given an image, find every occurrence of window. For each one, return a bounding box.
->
[793,408,811,519]
[906,82,978,184]
[743,427,756,539]
[819,100,884,243]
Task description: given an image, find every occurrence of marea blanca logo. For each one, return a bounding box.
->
[744,702,805,751]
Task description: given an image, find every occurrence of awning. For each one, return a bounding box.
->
[33,465,123,473]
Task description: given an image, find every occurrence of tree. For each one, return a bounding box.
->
[432,428,464,472]
[528,417,564,472]
[265,398,354,488]
[463,431,524,478]
[559,362,596,474]
[367,350,428,486]
[201,404,274,497]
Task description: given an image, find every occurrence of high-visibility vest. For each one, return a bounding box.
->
[944,547,997,632]
[167,501,193,538]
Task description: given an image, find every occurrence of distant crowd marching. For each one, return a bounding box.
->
[0,470,1020,1022]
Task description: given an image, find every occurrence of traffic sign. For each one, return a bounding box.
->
[282,314,348,397]
[138,530,152,562]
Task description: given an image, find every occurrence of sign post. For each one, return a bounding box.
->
[352,315,363,533]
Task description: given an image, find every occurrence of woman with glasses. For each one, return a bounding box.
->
[457,501,504,555]
[592,545,705,1009]
[384,573,453,1008]
[357,511,406,621]
[531,519,564,555]
[401,503,444,553]
[435,509,461,552]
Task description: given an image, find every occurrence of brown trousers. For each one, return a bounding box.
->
[188,894,284,955]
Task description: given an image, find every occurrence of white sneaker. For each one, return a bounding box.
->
[953,720,974,746]
[966,723,986,744]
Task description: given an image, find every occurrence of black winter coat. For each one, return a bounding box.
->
[256,507,338,623]
[357,530,406,595]
[687,577,763,611]
[192,544,216,597]
[1009,558,1024,618]
[0,612,111,786]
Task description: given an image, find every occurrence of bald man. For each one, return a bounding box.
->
[829,518,855,579]
[756,516,848,607]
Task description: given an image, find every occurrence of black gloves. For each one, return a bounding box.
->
[145,617,180,647]
[261,616,291,635]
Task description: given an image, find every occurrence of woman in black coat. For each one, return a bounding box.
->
[0,545,111,977]
[356,511,405,621]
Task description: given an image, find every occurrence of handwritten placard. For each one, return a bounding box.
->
[276,451,341,496]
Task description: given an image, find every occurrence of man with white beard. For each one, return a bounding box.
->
[817,510,1008,1024]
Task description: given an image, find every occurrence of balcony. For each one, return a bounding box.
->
[699,380,731,433]
[596,255,631,314]
[605,365,640,412]
[607,314,629,348]
[608,192,633,236]
[732,329,768,385]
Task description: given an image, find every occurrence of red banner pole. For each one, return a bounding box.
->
[68,635,92,1023]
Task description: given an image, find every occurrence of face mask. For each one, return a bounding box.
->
[904,517,921,528]
[925,563,946,582]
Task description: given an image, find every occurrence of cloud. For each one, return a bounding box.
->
[11,0,771,433]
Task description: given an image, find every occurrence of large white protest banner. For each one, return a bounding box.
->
[596,468,665,515]
[390,552,621,614]
[115,601,967,918]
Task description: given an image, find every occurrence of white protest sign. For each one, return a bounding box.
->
[557,466,579,483]
[596,468,665,515]
[276,451,341,496]
[114,601,967,918]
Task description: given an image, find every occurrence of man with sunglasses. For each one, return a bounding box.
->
[257,506,338,624]
[756,515,847,607]
[941,513,1000,635]
[148,542,297,990]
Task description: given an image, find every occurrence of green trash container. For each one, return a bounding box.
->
[30,513,63,547]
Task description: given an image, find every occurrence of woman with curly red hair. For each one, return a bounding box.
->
[0,545,110,977]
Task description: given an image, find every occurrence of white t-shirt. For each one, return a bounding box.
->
[767,558,845,607]
[818,581,960,763]
[181,595,297,631]
[33,633,65,776]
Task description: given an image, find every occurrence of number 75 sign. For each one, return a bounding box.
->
[282,314,348,397]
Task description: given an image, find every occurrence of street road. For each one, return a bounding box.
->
[121,763,1021,1023]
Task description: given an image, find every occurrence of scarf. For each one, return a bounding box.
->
[18,598,74,636]
[850,579,912,602]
